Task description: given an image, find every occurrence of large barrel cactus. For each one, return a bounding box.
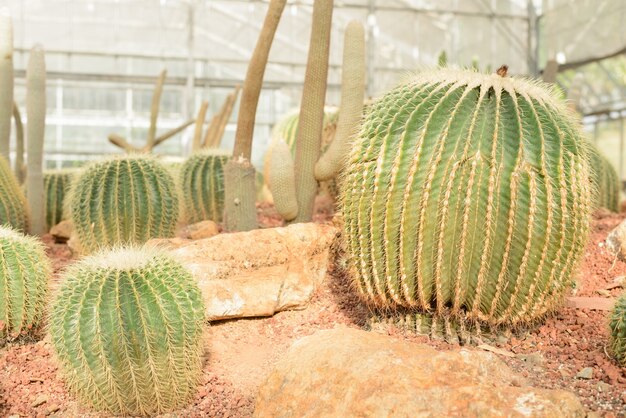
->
[0,226,49,342]
[181,149,229,223]
[68,155,179,253]
[587,145,620,212]
[342,68,592,332]
[0,155,29,232]
[49,246,206,415]
[44,168,76,230]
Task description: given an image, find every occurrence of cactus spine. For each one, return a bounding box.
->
[0,15,13,161]
[68,155,179,253]
[342,68,592,329]
[224,0,287,231]
[44,169,76,230]
[292,0,334,223]
[0,155,29,231]
[49,246,205,415]
[0,226,49,343]
[181,149,229,223]
[26,44,46,236]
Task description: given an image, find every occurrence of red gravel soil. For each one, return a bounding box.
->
[2,202,626,417]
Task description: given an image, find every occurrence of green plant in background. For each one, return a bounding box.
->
[0,155,29,231]
[437,50,447,67]
[181,149,229,223]
[0,226,49,343]
[49,246,206,415]
[0,15,14,162]
[43,168,76,230]
[341,67,592,337]
[68,155,179,253]
[588,144,620,212]
[268,18,365,222]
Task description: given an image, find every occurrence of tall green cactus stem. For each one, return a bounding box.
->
[342,68,592,328]
[44,169,76,230]
[269,139,298,220]
[68,155,179,253]
[225,0,286,231]
[12,102,24,183]
[0,226,49,343]
[315,21,365,182]
[181,149,229,223]
[588,145,619,212]
[208,85,241,149]
[609,293,626,366]
[0,155,28,231]
[292,0,334,223]
[0,15,13,161]
[49,246,205,415]
[26,44,46,236]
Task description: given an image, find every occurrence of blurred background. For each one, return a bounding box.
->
[1,0,624,179]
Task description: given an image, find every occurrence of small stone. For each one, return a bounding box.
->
[575,367,593,379]
[596,289,611,297]
[558,368,571,378]
[46,404,60,415]
[50,220,73,243]
[586,412,602,418]
[184,220,220,240]
[31,394,48,407]
[516,352,545,367]
[597,381,611,392]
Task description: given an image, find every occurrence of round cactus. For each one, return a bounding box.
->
[588,145,620,212]
[342,68,592,329]
[0,226,49,342]
[49,246,206,415]
[610,293,626,365]
[181,149,229,224]
[68,155,179,253]
[43,168,77,231]
[0,155,29,232]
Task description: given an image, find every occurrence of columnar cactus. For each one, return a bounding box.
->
[181,149,229,223]
[0,226,49,342]
[44,169,76,230]
[49,246,206,415]
[0,155,29,231]
[0,15,14,161]
[610,293,626,366]
[68,155,179,253]
[342,68,592,330]
[588,145,620,212]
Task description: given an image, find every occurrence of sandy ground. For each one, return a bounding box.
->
[2,203,626,417]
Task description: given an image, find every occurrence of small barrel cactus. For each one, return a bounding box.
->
[610,293,626,365]
[49,246,206,415]
[0,155,29,231]
[68,155,179,253]
[43,168,76,230]
[181,149,229,223]
[342,68,592,331]
[0,226,49,342]
[588,145,620,212]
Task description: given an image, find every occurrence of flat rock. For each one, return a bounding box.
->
[254,328,586,418]
[149,223,338,320]
[606,219,626,261]
[181,220,220,240]
[566,297,615,311]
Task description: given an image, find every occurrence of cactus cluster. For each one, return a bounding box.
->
[49,246,205,415]
[0,226,49,342]
[181,149,229,223]
[609,293,626,366]
[0,155,29,231]
[68,155,179,253]
[588,145,620,212]
[43,168,76,230]
[342,68,592,331]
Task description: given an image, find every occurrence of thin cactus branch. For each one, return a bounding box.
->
[191,101,209,152]
[12,102,24,183]
[0,15,13,161]
[146,69,167,149]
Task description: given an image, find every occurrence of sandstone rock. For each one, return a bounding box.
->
[254,328,586,418]
[606,219,626,261]
[149,223,338,320]
[50,220,73,243]
[181,220,220,240]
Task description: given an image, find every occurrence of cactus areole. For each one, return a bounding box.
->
[342,68,592,327]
